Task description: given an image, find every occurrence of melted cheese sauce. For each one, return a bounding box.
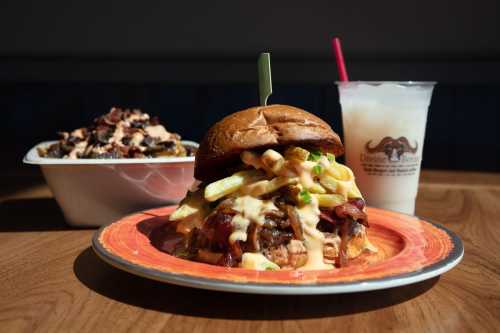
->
[229,196,278,243]
[293,160,316,189]
[296,195,334,270]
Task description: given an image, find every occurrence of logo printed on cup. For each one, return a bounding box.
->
[360,136,420,177]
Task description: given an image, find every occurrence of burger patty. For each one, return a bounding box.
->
[150,196,368,268]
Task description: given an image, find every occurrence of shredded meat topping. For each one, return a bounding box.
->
[38,107,195,159]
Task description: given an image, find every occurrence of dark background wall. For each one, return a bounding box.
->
[1,1,499,171]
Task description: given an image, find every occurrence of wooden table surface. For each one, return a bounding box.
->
[1,169,499,332]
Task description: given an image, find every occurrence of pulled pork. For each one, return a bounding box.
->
[151,195,368,269]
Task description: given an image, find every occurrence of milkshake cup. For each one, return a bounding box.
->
[336,81,435,215]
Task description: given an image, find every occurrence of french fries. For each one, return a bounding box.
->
[170,202,200,221]
[261,149,286,175]
[318,156,351,181]
[241,151,264,170]
[323,163,344,180]
[170,191,209,233]
[336,162,353,180]
[284,146,310,161]
[241,176,299,197]
[170,191,205,221]
[348,182,363,199]
[204,169,264,202]
[318,162,364,198]
[176,212,206,234]
[313,193,346,208]
[336,180,352,199]
[319,173,354,198]
[319,174,338,193]
[308,182,327,194]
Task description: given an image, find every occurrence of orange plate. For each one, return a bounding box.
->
[92,206,463,294]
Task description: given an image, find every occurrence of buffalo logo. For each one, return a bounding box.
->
[365,136,418,162]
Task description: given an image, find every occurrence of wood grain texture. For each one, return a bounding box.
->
[0,169,499,333]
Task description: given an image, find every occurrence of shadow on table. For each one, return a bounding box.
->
[0,166,45,197]
[74,247,439,319]
[0,198,71,232]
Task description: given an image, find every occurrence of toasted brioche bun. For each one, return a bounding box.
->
[195,104,344,181]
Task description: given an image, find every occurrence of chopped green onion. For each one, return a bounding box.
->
[265,264,279,271]
[308,150,321,161]
[327,153,335,162]
[299,190,312,204]
[312,164,323,175]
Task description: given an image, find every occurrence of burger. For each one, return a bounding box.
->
[150,104,376,270]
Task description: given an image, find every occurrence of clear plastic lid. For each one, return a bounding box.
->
[335,81,437,87]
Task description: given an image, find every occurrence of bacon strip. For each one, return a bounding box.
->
[320,211,338,224]
[334,202,368,227]
[319,200,369,267]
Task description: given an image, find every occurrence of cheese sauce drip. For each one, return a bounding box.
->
[293,160,316,189]
[228,196,278,243]
[296,195,334,270]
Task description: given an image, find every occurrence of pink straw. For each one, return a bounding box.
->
[332,37,349,81]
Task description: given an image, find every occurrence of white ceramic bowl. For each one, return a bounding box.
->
[23,140,198,227]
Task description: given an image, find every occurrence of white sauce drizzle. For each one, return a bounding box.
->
[67,141,88,159]
[109,121,126,145]
[295,160,316,189]
[129,132,145,148]
[296,195,334,270]
[145,125,172,142]
[228,196,277,243]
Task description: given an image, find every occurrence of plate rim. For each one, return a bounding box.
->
[91,208,464,295]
